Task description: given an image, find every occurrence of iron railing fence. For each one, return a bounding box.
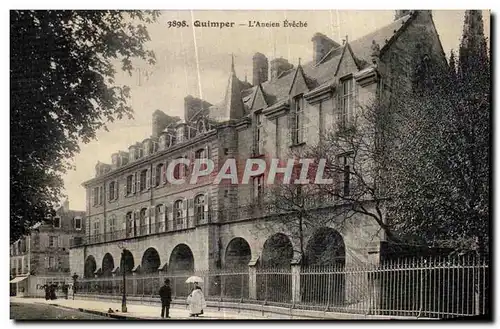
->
[72,255,488,318]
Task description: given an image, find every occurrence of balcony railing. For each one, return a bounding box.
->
[71,211,213,247]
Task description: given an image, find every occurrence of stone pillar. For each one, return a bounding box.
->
[291,264,301,304]
[248,264,257,300]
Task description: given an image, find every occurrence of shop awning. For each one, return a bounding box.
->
[10,276,28,283]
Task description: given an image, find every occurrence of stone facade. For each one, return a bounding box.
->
[10,199,85,295]
[71,11,447,281]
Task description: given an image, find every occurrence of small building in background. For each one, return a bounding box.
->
[10,198,85,297]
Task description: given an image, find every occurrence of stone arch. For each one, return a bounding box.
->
[257,233,294,302]
[222,237,252,298]
[260,233,294,268]
[84,255,97,278]
[101,253,115,277]
[168,243,194,273]
[224,237,252,269]
[303,227,346,305]
[141,247,161,274]
[120,249,135,274]
[305,227,345,266]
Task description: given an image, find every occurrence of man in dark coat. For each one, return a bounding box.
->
[158,278,172,318]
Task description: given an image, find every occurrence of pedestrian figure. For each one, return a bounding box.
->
[186,283,206,317]
[44,284,50,300]
[62,284,69,299]
[158,278,172,318]
[50,284,57,300]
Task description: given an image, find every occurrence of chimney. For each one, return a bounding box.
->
[312,33,340,64]
[395,10,411,20]
[270,58,294,80]
[152,110,169,138]
[184,95,212,122]
[111,152,119,169]
[252,52,269,85]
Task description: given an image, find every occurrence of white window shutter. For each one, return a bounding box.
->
[152,165,157,187]
[114,181,119,200]
[161,205,166,232]
[146,168,151,190]
[132,174,136,194]
[122,216,127,231]
[150,206,156,232]
[163,161,168,184]
[136,172,140,192]
[183,200,188,227]
[134,210,139,235]
[91,188,95,206]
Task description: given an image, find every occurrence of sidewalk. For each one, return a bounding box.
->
[10,297,273,320]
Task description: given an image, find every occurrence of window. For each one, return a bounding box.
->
[109,215,116,233]
[152,141,159,153]
[140,169,147,191]
[126,175,133,195]
[194,194,206,224]
[93,220,100,237]
[173,157,185,180]
[139,208,147,234]
[53,216,61,228]
[109,181,115,201]
[255,111,264,154]
[253,175,264,202]
[49,256,55,269]
[195,148,208,171]
[155,163,164,187]
[74,217,82,230]
[156,204,165,232]
[93,187,99,206]
[138,147,144,158]
[340,78,354,128]
[174,200,184,228]
[126,212,133,236]
[338,154,352,196]
[195,148,207,160]
[292,96,304,145]
[49,236,58,248]
[99,186,104,205]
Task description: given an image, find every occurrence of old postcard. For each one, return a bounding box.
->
[10,9,491,321]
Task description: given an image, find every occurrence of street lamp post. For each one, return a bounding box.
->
[118,241,128,313]
[121,249,127,313]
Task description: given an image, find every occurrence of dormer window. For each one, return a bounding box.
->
[152,141,158,153]
[291,96,304,145]
[340,77,355,129]
[255,111,264,155]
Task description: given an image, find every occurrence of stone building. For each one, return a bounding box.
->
[70,10,447,300]
[10,199,85,296]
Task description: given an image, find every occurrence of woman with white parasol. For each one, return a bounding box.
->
[185,276,206,317]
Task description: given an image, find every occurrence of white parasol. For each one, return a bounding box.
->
[185,276,204,283]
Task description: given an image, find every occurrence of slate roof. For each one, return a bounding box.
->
[207,12,412,119]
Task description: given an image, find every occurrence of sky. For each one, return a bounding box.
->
[62,10,491,211]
